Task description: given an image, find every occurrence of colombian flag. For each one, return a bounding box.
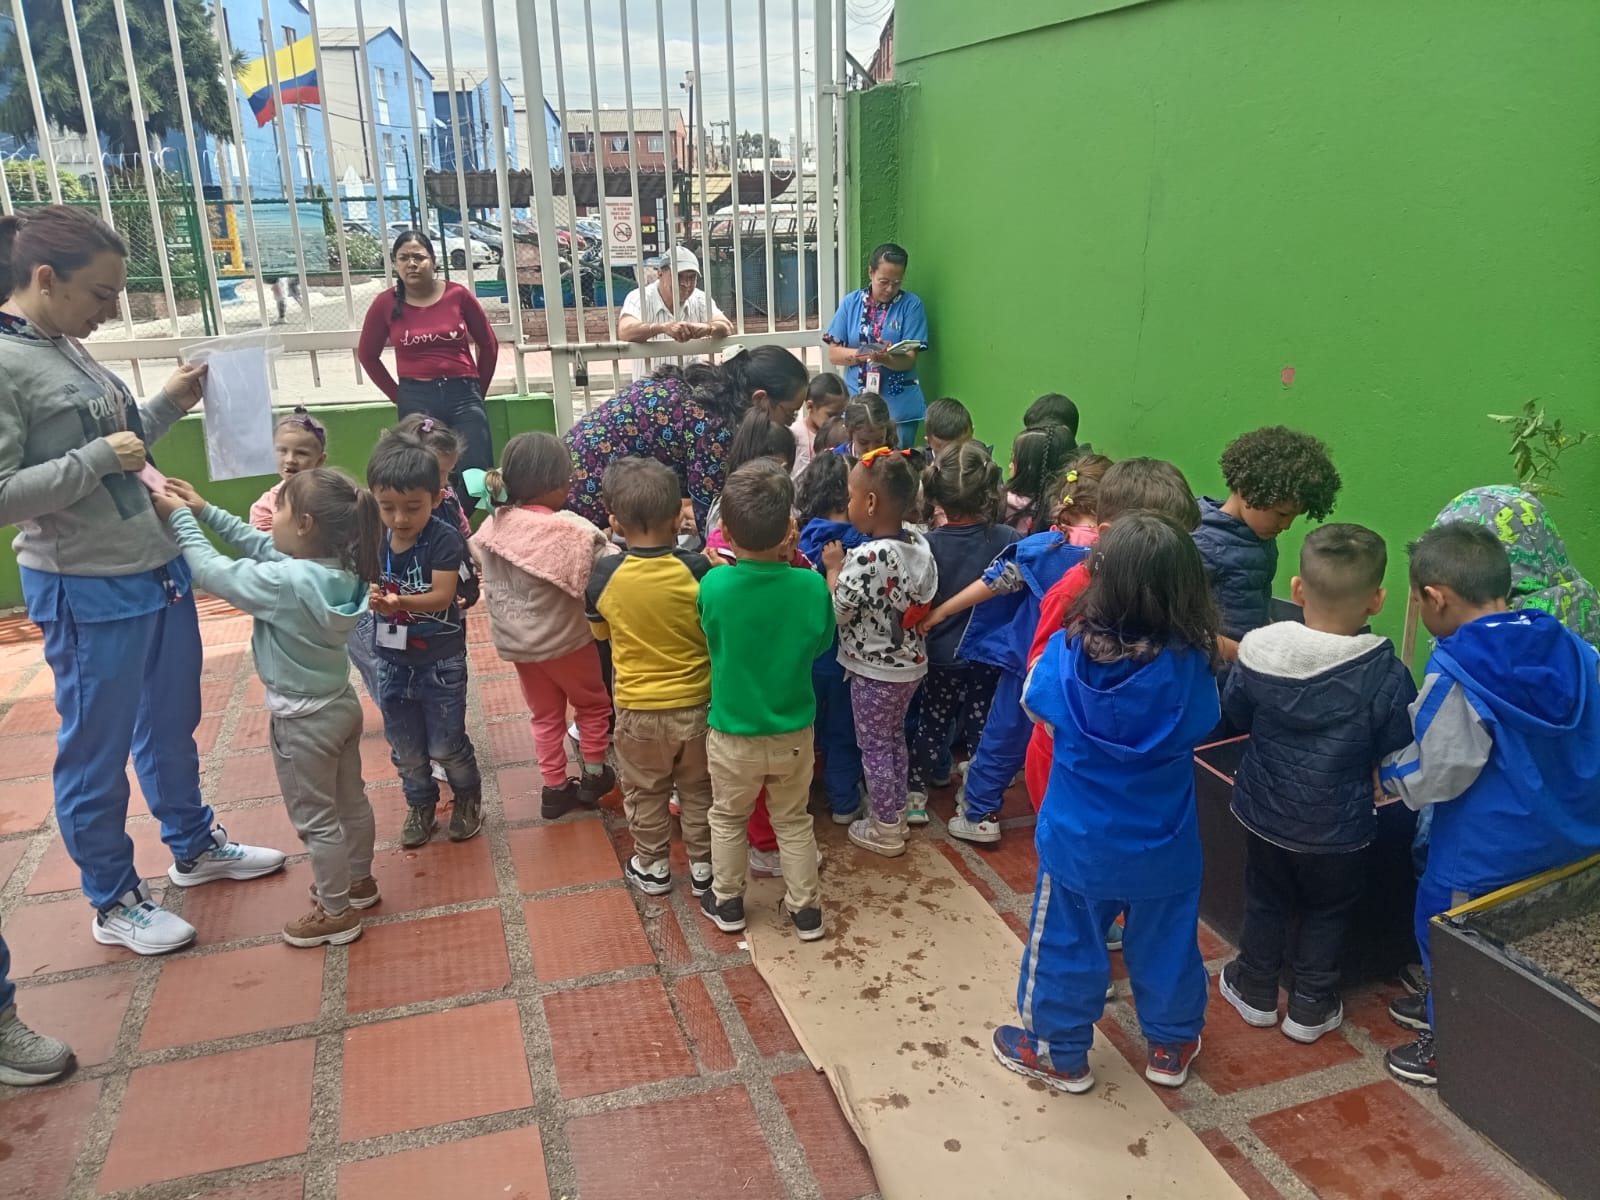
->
[237,36,320,127]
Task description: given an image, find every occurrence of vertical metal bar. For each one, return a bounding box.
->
[516,0,574,429]
[722,0,746,333]
[652,0,678,309]
[349,0,392,298]
[9,0,62,202]
[158,0,229,341]
[395,0,429,236]
[437,0,477,291]
[689,0,712,329]
[0,152,12,214]
[302,0,358,371]
[546,0,588,366]
[109,0,181,338]
[581,0,620,346]
[256,0,320,382]
[790,0,807,332]
[479,0,522,394]
[813,0,837,324]
[212,2,274,339]
[756,0,776,332]
[617,0,649,343]
[833,0,849,300]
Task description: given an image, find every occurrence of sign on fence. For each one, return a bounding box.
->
[604,198,639,266]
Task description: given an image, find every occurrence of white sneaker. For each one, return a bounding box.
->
[749,846,826,878]
[92,885,196,956]
[948,813,1002,845]
[625,855,672,896]
[167,826,288,887]
[690,861,713,897]
[906,791,930,826]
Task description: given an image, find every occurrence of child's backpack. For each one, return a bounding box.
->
[437,492,481,610]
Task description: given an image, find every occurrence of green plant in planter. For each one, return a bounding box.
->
[1488,401,1595,497]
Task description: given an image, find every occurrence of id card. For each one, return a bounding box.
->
[864,367,882,394]
[375,622,408,650]
[136,463,170,493]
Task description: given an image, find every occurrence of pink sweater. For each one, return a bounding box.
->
[470,505,614,661]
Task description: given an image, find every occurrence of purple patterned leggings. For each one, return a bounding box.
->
[848,673,922,823]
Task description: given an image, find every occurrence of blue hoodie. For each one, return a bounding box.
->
[1381,610,1600,895]
[1024,632,1222,899]
[798,517,870,676]
[959,530,1089,675]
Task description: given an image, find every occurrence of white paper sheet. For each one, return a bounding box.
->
[191,339,277,481]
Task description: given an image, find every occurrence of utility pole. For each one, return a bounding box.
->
[709,119,729,170]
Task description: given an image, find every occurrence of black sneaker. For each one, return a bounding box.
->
[401,803,436,849]
[447,790,483,842]
[1388,989,1431,1032]
[787,905,824,942]
[1218,960,1278,1028]
[1398,962,1428,996]
[1386,1031,1437,1087]
[576,764,617,808]
[1282,993,1344,1044]
[698,887,746,933]
[540,781,583,820]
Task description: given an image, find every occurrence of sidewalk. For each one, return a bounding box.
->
[0,601,1554,1199]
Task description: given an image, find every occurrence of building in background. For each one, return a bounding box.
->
[317,27,436,197]
[433,72,520,173]
[563,108,688,175]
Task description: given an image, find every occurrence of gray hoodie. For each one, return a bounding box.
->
[833,527,940,682]
[0,318,186,576]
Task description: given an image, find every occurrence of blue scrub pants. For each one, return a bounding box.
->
[1017,870,1208,1073]
[0,933,15,1013]
[812,653,862,816]
[961,667,1027,821]
[40,593,215,910]
[1415,872,1481,1025]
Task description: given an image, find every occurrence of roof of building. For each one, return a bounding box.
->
[564,108,684,133]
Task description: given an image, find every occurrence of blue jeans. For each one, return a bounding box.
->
[812,654,862,815]
[39,591,215,909]
[961,667,1027,821]
[348,612,382,699]
[376,652,480,807]
[1,933,15,1013]
[396,377,494,514]
[1017,871,1208,1073]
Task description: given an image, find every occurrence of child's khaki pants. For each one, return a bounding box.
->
[707,726,820,912]
[614,704,713,867]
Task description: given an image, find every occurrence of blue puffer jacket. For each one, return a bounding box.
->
[1192,497,1278,640]
[1223,622,1417,852]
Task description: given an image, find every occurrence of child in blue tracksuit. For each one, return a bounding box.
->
[991,513,1221,1096]
[796,454,867,822]
[1379,523,1600,1088]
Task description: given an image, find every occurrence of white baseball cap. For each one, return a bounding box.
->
[666,245,700,275]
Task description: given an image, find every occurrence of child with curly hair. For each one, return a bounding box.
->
[1194,426,1341,659]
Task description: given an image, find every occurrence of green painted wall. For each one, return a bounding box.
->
[0,394,556,609]
[883,0,1600,641]
[847,83,908,281]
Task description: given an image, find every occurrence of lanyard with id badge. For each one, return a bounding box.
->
[860,293,892,394]
[376,544,410,649]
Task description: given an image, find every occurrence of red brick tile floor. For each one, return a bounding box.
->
[0,604,1555,1199]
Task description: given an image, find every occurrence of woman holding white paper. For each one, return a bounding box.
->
[0,206,287,956]
[358,230,498,512]
[822,243,930,448]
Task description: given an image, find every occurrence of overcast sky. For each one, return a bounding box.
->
[312,0,890,152]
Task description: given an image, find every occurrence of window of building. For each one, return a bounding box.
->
[609,134,628,152]
[569,132,592,152]
[647,135,664,153]
[373,69,390,124]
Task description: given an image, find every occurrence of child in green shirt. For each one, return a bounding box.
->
[697,461,837,941]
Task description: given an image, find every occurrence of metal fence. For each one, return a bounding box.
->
[0,0,852,422]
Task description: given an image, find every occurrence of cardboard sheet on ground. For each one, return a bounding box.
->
[746,834,1246,1200]
[187,335,278,481]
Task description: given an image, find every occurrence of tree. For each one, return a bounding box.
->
[3,159,91,203]
[736,131,782,160]
[0,0,238,159]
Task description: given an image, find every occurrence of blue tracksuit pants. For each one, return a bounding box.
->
[961,667,1027,820]
[812,652,862,816]
[39,593,216,910]
[1017,870,1208,1073]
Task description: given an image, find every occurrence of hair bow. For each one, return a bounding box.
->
[421,418,435,433]
[859,446,912,468]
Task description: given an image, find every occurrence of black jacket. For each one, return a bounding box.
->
[1223,621,1418,853]
[1192,497,1277,640]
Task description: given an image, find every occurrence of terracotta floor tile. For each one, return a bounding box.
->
[182,860,318,945]
[193,714,225,756]
[346,908,511,1013]
[99,1039,315,1191]
[566,1086,784,1200]
[1342,981,1415,1050]
[0,837,26,891]
[340,1000,533,1141]
[358,693,384,730]
[202,644,250,679]
[543,977,696,1099]
[141,943,326,1049]
[1251,1081,1513,1199]
[0,777,54,834]
[649,905,693,966]
[0,1079,102,1200]
[723,963,801,1056]
[468,642,515,676]
[998,784,1037,821]
[232,707,271,751]
[337,1125,548,1200]
[370,838,499,913]
[772,1069,878,1200]
[497,765,547,823]
[1198,919,1234,959]
[999,910,1029,942]
[13,969,136,1067]
[217,752,284,802]
[201,615,254,646]
[26,820,170,895]
[509,819,622,892]
[1197,1128,1285,1200]
[3,895,135,977]
[17,670,56,699]
[0,697,59,736]
[932,839,997,903]
[487,719,535,766]
[525,889,653,981]
[360,734,397,780]
[1184,976,1360,1094]
[0,733,60,781]
[670,975,737,1071]
[188,1177,305,1200]
[1095,1013,1189,1112]
[245,676,267,705]
[975,831,1040,894]
[476,674,530,718]
[200,676,238,713]
[215,804,303,857]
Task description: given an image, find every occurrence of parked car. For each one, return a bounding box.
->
[499,224,571,307]
[574,216,603,243]
[384,221,498,270]
[444,220,510,257]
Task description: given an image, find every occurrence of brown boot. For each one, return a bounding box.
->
[282,905,362,948]
[306,877,382,911]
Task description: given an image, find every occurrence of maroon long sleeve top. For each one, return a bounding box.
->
[357,282,498,401]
